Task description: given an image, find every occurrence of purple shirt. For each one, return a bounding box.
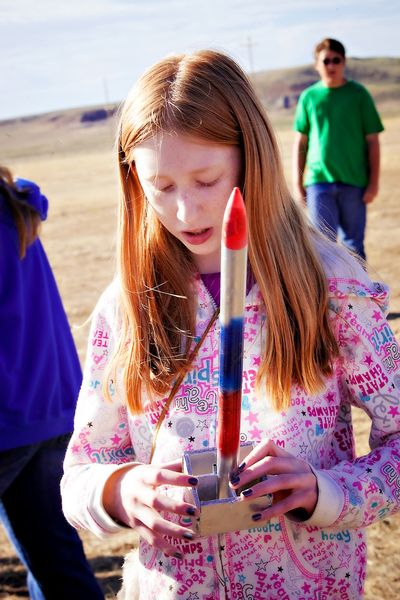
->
[200,269,254,307]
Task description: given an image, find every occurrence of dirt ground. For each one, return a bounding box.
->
[0,104,399,598]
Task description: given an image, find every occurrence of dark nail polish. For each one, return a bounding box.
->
[238,462,246,472]
[186,506,196,516]
[230,475,240,485]
[242,488,253,497]
[252,513,262,521]
[188,477,198,486]
[174,552,183,560]
[183,532,194,540]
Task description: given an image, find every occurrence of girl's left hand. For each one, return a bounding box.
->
[229,439,318,522]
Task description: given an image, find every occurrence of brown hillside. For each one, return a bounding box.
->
[1,58,398,128]
[252,56,400,109]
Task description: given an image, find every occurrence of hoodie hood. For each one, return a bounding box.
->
[15,177,48,221]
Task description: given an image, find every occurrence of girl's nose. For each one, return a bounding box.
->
[176,192,201,224]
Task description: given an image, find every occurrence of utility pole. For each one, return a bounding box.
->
[244,35,256,74]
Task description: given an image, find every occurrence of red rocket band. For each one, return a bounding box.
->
[217,187,248,498]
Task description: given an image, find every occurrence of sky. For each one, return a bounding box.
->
[1,0,399,120]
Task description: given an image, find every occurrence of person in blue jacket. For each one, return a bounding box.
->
[0,166,104,599]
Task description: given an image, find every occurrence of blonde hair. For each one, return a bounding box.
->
[110,49,338,413]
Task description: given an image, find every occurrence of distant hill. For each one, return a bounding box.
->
[252,56,400,110]
[1,57,398,127]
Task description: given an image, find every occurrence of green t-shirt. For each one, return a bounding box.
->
[293,80,384,187]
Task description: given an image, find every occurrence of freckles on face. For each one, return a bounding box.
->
[132,133,242,273]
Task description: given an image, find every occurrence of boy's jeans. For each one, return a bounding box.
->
[0,434,104,600]
[306,182,366,260]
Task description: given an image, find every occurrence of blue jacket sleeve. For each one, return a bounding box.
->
[0,218,23,399]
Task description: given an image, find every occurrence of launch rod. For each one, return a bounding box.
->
[217,187,248,499]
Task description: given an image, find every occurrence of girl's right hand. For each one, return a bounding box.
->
[103,461,200,558]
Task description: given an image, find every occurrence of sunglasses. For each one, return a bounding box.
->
[322,57,343,65]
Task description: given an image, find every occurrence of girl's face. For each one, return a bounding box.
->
[133,133,242,273]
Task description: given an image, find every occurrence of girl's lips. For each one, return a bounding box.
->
[181,228,213,245]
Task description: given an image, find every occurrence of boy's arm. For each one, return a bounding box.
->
[363,133,380,204]
[292,132,308,205]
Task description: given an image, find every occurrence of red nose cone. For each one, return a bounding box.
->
[222,187,248,250]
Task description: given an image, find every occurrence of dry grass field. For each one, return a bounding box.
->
[0,99,399,598]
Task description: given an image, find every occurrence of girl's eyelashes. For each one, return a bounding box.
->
[159,184,174,193]
[196,177,219,188]
[146,180,173,194]
[155,177,220,194]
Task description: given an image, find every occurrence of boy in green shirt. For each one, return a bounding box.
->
[292,38,384,260]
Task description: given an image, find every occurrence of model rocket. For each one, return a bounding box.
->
[217,187,248,498]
